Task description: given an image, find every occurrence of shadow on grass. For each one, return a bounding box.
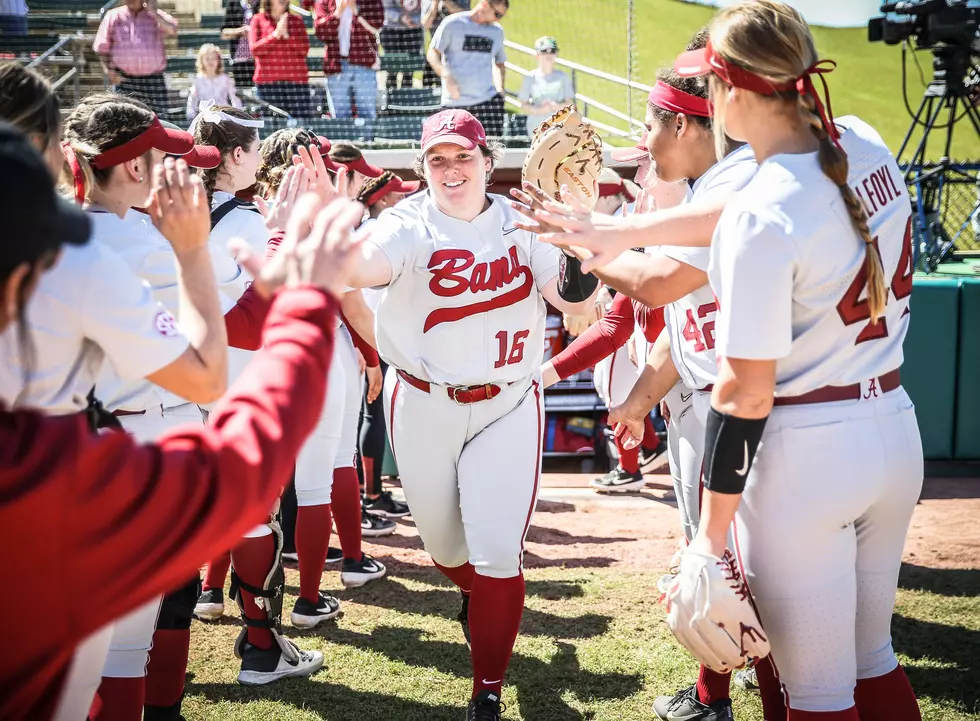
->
[184,677,464,721]
[899,563,980,598]
[893,614,980,711]
[297,625,643,720]
[525,526,629,546]
[285,578,611,640]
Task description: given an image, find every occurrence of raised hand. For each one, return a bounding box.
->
[147,158,210,255]
[255,165,313,233]
[293,144,349,205]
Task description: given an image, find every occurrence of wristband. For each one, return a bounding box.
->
[557,251,599,303]
[702,406,768,495]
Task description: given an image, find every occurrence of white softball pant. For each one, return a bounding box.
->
[663,383,705,543]
[694,385,924,712]
[383,370,544,579]
[593,344,638,409]
[294,325,361,506]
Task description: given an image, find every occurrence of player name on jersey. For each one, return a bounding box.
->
[853,162,904,219]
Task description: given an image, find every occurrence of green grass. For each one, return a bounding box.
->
[182,564,980,720]
[502,0,980,160]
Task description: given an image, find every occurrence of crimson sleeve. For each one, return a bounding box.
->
[249,15,280,56]
[290,14,310,55]
[223,232,283,351]
[341,312,379,367]
[550,292,634,380]
[361,0,385,31]
[316,0,339,34]
[0,287,338,663]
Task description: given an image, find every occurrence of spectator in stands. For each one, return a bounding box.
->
[313,0,384,122]
[187,44,243,120]
[381,0,424,91]
[519,36,574,133]
[93,0,178,117]
[421,0,470,87]
[426,0,507,136]
[221,0,261,90]
[0,0,28,36]
[249,0,312,119]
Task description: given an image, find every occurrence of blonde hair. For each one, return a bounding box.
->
[196,43,225,76]
[707,0,886,321]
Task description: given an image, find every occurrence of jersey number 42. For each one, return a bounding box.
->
[836,216,913,345]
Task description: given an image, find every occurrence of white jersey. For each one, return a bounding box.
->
[663,144,758,390]
[0,239,188,414]
[94,210,247,411]
[709,115,913,396]
[370,192,561,385]
[210,190,269,274]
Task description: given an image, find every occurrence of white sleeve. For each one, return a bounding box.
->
[80,242,189,380]
[698,159,758,206]
[518,74,533,103]
[529,234,561,292]
[365,210,416,283]
[714,209,795,361]
[660,245,711,272]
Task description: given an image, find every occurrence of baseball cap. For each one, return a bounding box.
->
[610,132,649,163]
[364,174,421,207]
[160,120,222,169]
[421,109,487,153]
[90,116,194,170]
[534,36,559,54]
[0,123,89,276]
[311,135,348,173]
[344,154,385,179]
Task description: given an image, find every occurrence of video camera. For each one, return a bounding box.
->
[868,0,979,48]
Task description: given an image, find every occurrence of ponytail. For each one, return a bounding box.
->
[799,92,887,322]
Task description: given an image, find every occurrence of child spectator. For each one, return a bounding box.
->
[519,36,574,132]
[187,43,243,120]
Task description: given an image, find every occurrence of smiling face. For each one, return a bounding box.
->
[423,141,490,214]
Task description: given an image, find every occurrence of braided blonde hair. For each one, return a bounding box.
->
[708,0,886,321]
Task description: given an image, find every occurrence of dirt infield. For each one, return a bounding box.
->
[363,475,980,575]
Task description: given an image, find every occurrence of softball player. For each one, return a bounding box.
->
[339,108,598,720]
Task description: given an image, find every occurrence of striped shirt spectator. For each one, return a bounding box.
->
[93,0,178,116]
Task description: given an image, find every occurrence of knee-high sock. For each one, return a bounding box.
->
[697,665,731,705]
[332,467,363,561]
[295,503,331,603]
[144,629,189,709]
[434,560,475,594]
[202,552,231,592]
[643,414,657,446]
[469,573,525,698]
[756,656,787,721]
[789,710,859,720]
[231,532,277,649]
[92,677,143,721]
[616,433,640,473]
[854,665,921,721]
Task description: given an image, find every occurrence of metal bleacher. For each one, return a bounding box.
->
[2,1,530,146]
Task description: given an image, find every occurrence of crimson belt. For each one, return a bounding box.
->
[397,370,503,405]
[774,369,901,407]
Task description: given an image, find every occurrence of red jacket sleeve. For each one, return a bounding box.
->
[223,232,283,351]
[550,292,635,380]
[341,311,379,367]
[315,0,339,35]
[248,13,277,56]
[0,287,337,720]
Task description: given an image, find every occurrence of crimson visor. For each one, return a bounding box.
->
[365,175,421,206]
[610,132,648,163]
[91,117,194,169]
[673,41,795,96]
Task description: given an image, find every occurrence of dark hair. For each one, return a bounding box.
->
[61,92,156,199]
[411,140,504,185]
[649,28,712,132]
[0,63,61,151]
[357,170,396,215]
[259,0,289,14]
[193,106,259,203]
[254,127,315,197]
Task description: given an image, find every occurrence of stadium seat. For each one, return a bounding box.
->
[306,117,374,142]
[29,0,104,11]
[379,87,441,116]
[176,29,322,50]
[27,15,91,32]
[373,115,425,142]
[379,53,427,75]
[505,113,529,139]
[166,56,206,74]
[0,34,63,55]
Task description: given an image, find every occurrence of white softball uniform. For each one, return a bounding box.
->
[0,240,187,414]
[374,192,559,578]
[706,115,922,713]
[210,190,269,265]
[658,145,759,540]
[592,343,636,409]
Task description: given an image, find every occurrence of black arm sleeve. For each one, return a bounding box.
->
[557,251,599,303]
[702,406,769,495]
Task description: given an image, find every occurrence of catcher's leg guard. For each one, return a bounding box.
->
[229,521,301,665]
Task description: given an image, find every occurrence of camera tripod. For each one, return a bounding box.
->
[896,44,980,271]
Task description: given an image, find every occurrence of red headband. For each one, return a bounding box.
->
[90,117,194,169]
[647,82,711,118]
[674,42,842,151]
[365,175,421,207]
[61,141,85,205]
